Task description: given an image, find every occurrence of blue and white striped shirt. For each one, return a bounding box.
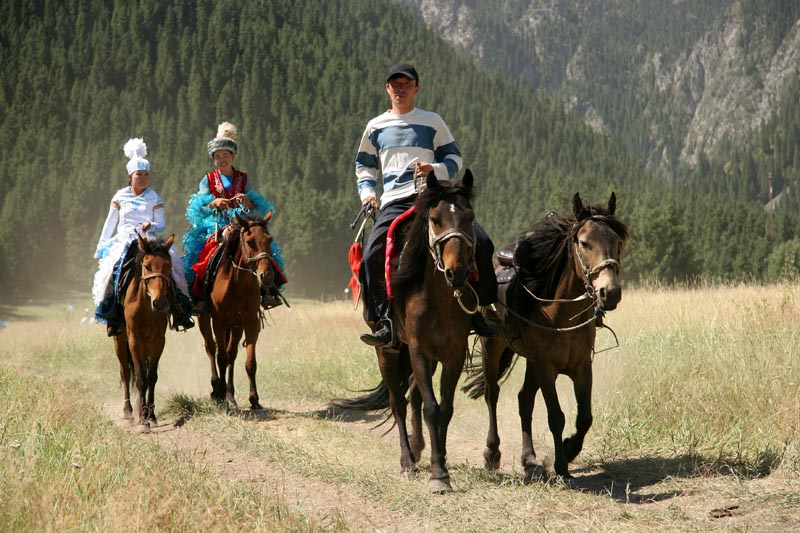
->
[355,107,462,207]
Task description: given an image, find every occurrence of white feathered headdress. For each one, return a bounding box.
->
[207,121,239,157]
[123,137,150,175]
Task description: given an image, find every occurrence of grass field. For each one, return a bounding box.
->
[1,284,799,531]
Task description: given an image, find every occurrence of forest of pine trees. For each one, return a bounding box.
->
[0,0,798,302]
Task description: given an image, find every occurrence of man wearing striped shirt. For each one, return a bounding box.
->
[355,63,497,347]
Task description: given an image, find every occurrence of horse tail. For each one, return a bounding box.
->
[328,345,413,412]
[461,347,518,400]
[329,379,390,411]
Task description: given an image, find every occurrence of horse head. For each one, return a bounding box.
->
[232,212,275,290]
[571,192,629,311]
[136,233,174,313]
[424,170,476,290]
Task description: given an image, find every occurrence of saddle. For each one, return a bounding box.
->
[202,229,233,302]
[115,240,141,304]
[495,242,517,285]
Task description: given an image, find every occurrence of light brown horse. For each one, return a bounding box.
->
[114,233,175,432]
[197,212,276,411]
[335,171,478,493]
[463,192,629,480]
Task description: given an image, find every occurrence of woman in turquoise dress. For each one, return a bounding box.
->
[182,122,287,308]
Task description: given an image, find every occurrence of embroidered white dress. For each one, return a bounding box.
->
[92,186,189,305]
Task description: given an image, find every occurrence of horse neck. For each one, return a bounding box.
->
[547,253,591,318]
[218,237,259,294]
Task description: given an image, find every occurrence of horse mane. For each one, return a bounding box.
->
[392,178,473,296]
[223,215,271,257]
[514,198,630,301]
[133,236,172,276]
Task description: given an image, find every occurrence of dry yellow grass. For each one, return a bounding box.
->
[1,283,799,531]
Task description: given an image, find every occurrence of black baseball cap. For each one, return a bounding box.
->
[386,63,419,83]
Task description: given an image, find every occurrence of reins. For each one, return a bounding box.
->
[499,216,623,354]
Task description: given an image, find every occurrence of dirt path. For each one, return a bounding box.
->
[103,404,435,533]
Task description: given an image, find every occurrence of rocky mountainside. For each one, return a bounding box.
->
[394,0,800,172]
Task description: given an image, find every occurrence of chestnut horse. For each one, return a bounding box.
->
[114,233,175,432]
[197,213,276,411]
[336,171,478,493]
[463,192,629,479]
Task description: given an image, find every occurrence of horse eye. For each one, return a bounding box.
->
[430,217,442,227]
[580,240,590,250]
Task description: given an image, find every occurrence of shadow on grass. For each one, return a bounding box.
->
[161,392,387,428]
[535,451,782,504]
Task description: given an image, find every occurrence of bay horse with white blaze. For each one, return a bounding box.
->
[113,233,175,432]
[197,212,276,411]
[463,192,629,480]
[336,171,479,493]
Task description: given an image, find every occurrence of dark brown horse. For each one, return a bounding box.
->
[114,233,175,432]
[463,192,629,480]
[197,212,276,411]
[337,171,478,493]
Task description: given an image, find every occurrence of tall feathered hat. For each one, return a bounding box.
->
[123,138,150,175]
[207,121,238,157]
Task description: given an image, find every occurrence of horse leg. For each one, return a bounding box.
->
[563,361,593,463]
[377,346,417,476]
[113,334,133,423]
[199,314,225,402]
[409,349,451,493]
[519,358,544,479]
[128,344,150,433]
[538,368,570,478]
[222,326,242,411]
[481,339,507,470]
[431,353,465,492]
[144,340,165,426]
[243,320,262,410]
[408,379,425,461]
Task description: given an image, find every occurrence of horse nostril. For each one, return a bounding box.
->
[598,287,606,302]
[445,269,455,282]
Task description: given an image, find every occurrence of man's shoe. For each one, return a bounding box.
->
[261,291,283,309]
[175,316,195,331]
[360,321,393,347]
[190,301,204,315]
[471,311,497,337]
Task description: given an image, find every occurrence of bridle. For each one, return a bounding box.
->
[231,224,273,281]
[507,217,622,333]
[140,257,172,302]
[426,200,479,314]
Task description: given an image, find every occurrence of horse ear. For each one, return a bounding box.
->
[426,172,440,191]
[164,234,174,250]
[137,232,147,251]
[263,211,273,224]
[607,192,616,215]
[232,215,246,229]
[573,193,584,218]
[462,168,473,190]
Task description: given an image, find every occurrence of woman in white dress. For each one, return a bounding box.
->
[92,138,194,336]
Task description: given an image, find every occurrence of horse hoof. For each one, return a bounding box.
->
[136,423,151,434]
[483,448,501,470]
[523,461,546,484]
[400,464,419,480]
[429,478,453,494]
[250,402,264,411]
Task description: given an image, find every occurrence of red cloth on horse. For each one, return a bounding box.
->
[192,234,222,299]
[385,205,416,300]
